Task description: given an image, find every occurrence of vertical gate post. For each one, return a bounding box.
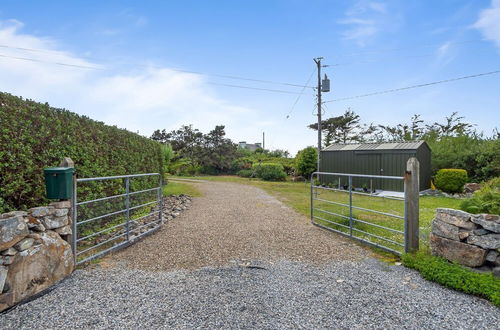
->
[348,175,353,237]
[71,169,77,262]
[158,176,163,224]
[404,157,420,253]
[125,177,130,241]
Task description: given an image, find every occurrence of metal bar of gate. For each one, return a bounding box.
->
[125,177,130,242]
[310,171,405,255]
[73,173,162,265]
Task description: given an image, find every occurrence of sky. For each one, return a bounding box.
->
[0,0,499,155]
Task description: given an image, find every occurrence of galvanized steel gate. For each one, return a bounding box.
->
[72,173,162,265]
[310,159,420,255]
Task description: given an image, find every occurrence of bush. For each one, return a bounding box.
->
[252,163,287,181]
[237,169,254,178]
[434,169,468,193]
[0,92,163,213]
[295,147,317,178]
[460,177,500,215]
[402,251,500,307]
[427,135,499,182]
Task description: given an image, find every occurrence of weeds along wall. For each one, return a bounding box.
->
[0,92,164,213]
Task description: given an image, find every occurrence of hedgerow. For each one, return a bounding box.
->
[0,92,164,213]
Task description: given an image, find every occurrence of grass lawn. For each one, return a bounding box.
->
[169,175,462,252]
[163,180,202,197]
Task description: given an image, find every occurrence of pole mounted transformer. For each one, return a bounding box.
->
[322,74,330,93]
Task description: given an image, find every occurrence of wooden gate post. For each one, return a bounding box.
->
[404,157,420,253]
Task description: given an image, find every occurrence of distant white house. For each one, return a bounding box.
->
[238,141,262,151]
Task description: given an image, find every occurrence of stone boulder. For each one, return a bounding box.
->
[41,215,69,230]
[471,214,500,233]
[0,231,74,311]
[430,234,487,267]
[464,183,482,193]
[436,208,477,230]
[431,219,461,241]
[0,216,29,251]
[467,233,500,250]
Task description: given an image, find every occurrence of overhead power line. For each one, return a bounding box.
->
[0,44,313,88]
[324,70,500,103]
[286,69,316,118]
[206,82,310,95]
[0,51,308,95]
[0,53,103,70]
[330,39,485,59]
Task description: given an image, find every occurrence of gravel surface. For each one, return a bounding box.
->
[3,259,498,329]
[2,181,498,328]
[105,181,371,271]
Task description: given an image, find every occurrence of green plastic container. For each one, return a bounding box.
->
[44,167,75,199]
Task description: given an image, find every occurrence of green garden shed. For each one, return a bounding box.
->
[320,141,431,192]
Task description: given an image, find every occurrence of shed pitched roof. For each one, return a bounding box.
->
[323,141,427,152]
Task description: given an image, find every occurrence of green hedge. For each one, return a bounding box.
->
[0,92,164,213]
[252,163,287,181]
[434,169,468,193]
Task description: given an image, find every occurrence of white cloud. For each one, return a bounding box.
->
[474,0,500,49]
[0,20,258,142]
[338,1,390,46]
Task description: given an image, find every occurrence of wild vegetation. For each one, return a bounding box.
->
[460,177,500,215]
[155,111,498,189]
[308,110,499,182]
[0,92,164,213]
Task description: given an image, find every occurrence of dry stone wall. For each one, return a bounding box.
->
[430,208,500,275]
[0,201,74,312]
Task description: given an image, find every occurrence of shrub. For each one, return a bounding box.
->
[402,251,500,307]
[0,92,163,213]
[434,169,468,193]
[252,163,286,181]
[237,169,254,178]
[460,177,500,215]
[295,147,317,178]
[427,135,499,182]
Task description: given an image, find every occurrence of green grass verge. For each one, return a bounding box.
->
[402,251,500,307]
[163,180,202,197]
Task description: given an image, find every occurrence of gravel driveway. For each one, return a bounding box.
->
[2,181,499,328]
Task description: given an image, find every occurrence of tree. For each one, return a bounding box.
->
[378,114,425,141]
[295,147,317,178]
[200,125,238,173]
[426,112,475,137]
[152,124,238,174]
[309,109,374,145]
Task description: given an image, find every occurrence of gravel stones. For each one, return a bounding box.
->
[1,259,499,329]
[106,182,369,271]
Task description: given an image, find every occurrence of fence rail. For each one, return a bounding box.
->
[72,173,163,265]
[310,158,419,255]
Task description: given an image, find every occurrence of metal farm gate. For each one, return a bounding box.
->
[72,173,163,265]
[310,158,420,255]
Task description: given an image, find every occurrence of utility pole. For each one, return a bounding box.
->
[262,132,265,150]
[313,57,323,172]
